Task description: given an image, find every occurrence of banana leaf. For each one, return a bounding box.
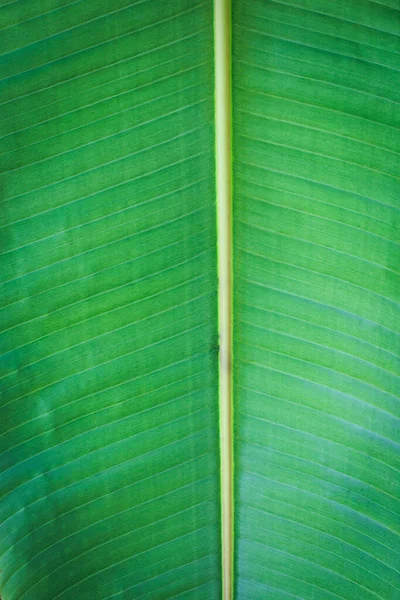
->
[1,0,400,599]
[0,1,220,599]
[232,1,400,599]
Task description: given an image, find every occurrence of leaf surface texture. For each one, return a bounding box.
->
[232,1,400,598]
[0,1,221,599]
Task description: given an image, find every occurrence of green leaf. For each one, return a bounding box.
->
[2,1,400,599]
[232,1,400,598]
[0,1,220,599]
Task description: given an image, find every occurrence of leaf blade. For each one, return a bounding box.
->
[0,2,221,599]
[233,0,400,598]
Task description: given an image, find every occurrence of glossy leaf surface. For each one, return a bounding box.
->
[1,0,400,599]
[232,1,400,598]
[0,1,221,599]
